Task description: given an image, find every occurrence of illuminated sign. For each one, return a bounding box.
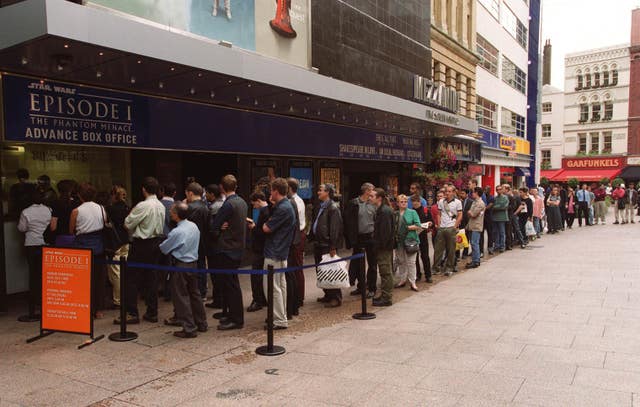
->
[563,157,626,169]
[413,75,460,113]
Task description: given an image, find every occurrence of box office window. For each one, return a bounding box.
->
[2,144,131,220]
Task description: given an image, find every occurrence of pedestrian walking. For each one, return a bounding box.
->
[159,202,207,338]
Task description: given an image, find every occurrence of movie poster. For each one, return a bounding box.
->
[88,0,310,67]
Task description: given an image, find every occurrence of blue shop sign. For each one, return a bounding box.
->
[2,74,424,163]
[479,128,500,149]
[289,167,313,200]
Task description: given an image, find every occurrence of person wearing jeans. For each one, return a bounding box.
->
[466,187,485,269]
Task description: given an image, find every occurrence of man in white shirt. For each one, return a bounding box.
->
[119,177,166,325]
[287,178,307,307]
[432,185,463,277]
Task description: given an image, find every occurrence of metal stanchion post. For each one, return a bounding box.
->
[109,256,138,342]
[256,265,285,356]
[352,253,375,320]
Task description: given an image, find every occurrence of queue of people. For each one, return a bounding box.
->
[14,165,639,339]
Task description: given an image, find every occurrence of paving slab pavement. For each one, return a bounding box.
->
[1,212,640,406]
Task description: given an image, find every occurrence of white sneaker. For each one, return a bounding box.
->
[226,8,232,19]
[212,6,217,16]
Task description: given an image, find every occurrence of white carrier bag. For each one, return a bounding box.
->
[316,254,350,289]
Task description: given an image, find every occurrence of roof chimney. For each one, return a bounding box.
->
[632,8,640,47]
[542,39,552,86]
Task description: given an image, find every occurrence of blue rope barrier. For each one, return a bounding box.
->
[97,253,365,275]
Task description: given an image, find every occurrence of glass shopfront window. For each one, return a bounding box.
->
[2,143,131,294]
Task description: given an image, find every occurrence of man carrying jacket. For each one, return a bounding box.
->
[311,184,344,308]
[371,188,395,307]
[343,183,377,298]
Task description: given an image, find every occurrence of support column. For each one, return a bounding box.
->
[440,0,448,31]
[449,0,458,39]
[457,73,467,116]
[466,77,476,119]
[460,0,468,47]
[434,62,447,85]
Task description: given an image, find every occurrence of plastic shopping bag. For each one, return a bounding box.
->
[316,254,350,290]
[525,220,536,237]
[455,230,469,251]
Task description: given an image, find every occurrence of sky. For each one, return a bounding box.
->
[541,0,639,89]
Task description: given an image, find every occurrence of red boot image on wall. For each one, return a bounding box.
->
[270,0,297,38]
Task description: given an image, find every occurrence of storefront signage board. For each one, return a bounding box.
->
[562,157,626,169]
[289,167,313,199]
[41,247,92,335]
[2,75,424,163]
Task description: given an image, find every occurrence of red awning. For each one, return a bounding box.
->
[540,169,563,180]
[552,168,622,182]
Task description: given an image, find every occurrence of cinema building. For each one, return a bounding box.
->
[0,0,479,305]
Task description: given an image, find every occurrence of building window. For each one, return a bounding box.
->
[585,73,592,88]
[578,133,587,154]
[477,35,499,76]
[541,150,551,167]
[476,96,497,129]
[592,103,601,122]
[590,133,599,153]
[576,74,583,90]
[501,107,526,137]
[542,102,552,113]
[502,57,527,94]
[579,104,589,123]
[542,124,551,137]
[612,69,619,85]
[594,72,601,87]
[604,102,613,121]
[516,19,528,49]
[603,131,612,153]
[479,0,500,20]
[603,70,610,86]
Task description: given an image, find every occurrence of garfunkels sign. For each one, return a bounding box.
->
[562,157,626,169]
[2,74,424,163]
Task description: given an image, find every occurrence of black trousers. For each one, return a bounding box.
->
[285,271,299,318]
[211,253,243,325]
[251,255,267,306]
[505,218,513,248]
[566,212,575,228]
[206,255,222,307]
[483,217,492,253]
[314,245,342,301]
[348,234,377,293]
[25,245,42,315]
[577,202,589,226]
[560,206,567,228]
[125,237,162,317]
[415,232,431,280]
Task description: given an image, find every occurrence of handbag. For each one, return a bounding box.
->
[316,254,350,289]
[101,206,123,255]
[404,238,420,254]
